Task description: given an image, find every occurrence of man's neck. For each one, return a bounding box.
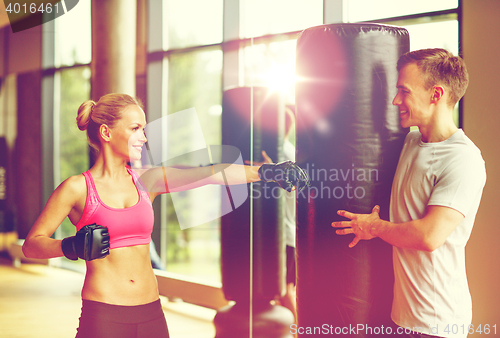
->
[419,109,458,143]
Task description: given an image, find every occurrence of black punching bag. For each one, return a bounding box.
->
[295,24,409,337]
[214,87,294,338]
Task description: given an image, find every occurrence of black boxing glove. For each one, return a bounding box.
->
[61,224,110,261]
[258,161,310,193]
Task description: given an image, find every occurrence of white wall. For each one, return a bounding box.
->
[462,0,500,328]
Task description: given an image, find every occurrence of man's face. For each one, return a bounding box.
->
[392,63,434,129]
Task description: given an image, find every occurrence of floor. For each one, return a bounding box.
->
[0,254,217,338]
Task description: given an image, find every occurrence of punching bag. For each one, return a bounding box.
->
[295,24,409,337]
[214,87,294,338]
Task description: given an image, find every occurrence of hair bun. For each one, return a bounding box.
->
[76,100,96,131]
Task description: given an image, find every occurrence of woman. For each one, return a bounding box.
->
[22,93,307,338]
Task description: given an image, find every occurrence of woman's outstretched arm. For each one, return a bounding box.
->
[139,161,309,200]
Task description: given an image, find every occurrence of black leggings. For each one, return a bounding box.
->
[75,299,169,338]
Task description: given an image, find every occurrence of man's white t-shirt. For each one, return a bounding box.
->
[390,129,486,338]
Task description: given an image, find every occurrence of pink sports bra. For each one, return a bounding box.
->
[75,168,154,249]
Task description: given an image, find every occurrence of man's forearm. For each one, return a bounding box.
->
[334,206,463,251]
[373,218,434,251]
[374,205,463,252]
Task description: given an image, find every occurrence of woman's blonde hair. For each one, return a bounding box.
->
[76,93,143,153]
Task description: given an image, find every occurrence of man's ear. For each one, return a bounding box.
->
[431,85,445,103]
[99,124,112,142]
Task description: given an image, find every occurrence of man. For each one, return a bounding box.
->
[332,48,486,338]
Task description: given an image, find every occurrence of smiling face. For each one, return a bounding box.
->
[108,105,147,162]
[392,63,434,129]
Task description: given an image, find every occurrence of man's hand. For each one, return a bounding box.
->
[331,205,381,248]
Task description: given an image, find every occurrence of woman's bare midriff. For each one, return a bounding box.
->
[81,244,159,306]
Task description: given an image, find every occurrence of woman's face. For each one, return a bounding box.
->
[109,105,147,162]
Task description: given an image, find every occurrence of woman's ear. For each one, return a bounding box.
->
[99,124,112,142]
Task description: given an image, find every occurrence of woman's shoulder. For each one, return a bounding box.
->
[57,173,87,197]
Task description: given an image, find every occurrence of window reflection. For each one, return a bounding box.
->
[243,39,297,104]
[163,0,223,50]
[345,0,458,22]
[163,50,223,283]
[398,19,460,127]
[241,0,323,38]
[56,67,90,238]
[54,0,91,67]
[404,20,458,54]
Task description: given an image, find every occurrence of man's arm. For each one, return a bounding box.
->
[331,205,464,251]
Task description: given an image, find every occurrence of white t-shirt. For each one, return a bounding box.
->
[390,129,486,338]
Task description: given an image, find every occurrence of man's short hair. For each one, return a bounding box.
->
[397,48,469,107]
